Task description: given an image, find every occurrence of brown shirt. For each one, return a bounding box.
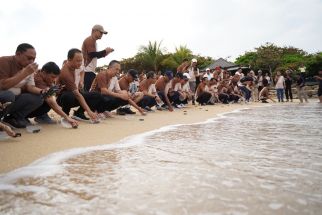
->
[34,71,50,89]
[118,76,130,91]
[57,64,77,92]
[0,56,22,80]
[139,79,149,92]
[90,71,110,93]
[155,76,167,92]
[82,36,96,67]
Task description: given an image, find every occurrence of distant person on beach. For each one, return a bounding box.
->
[82,24,114,91]
[257,70,264,94]
[56,48,100,122]
[285,71,293,102]
[296,74,308,103]
[188,59,199,104]
[314,70,322,103]
[265,73,271,86]
[179,73,194,105]
[27,62,78,128]
[259,78,275,103]
[195,77,212,105]
[155,71,174,111]
[138,71,163,110]
[0,43,43,128]
[274,71,285,102]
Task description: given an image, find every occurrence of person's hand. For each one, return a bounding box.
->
[66,117,78,128]
[87,110,98,122]
[78,81,84,90]
[105,47,114,54]
[22,63,38,76]
[168,106,174,112]
[139,108,147,116]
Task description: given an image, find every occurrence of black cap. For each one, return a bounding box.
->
[128,69,139,81]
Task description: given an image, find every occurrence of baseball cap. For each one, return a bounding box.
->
[206,68,210,71]
[165,71,173,80]
[128,69,139,81]
[92,24,107,34]
[183,72,191,80]
[191,58,197,63]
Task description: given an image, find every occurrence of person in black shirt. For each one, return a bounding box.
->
[285,72,293,102]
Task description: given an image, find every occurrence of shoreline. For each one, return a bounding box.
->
[1,103,266,174]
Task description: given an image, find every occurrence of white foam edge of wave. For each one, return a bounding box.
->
[0,105,263,190]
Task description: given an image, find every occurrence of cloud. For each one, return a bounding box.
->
[0,0,321,67]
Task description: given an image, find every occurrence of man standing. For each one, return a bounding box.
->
[0,43,43,128]
[82,24,114,91]
[188,58,199,105]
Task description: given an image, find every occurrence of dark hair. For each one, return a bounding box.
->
[202,77,208,81]
[16,43,34,53]
[175,72,184,79]
[108,60,120,68]
[262,78,268,87]
[67,48,81,60]
[146,71,156,79]
[41,62,60,75]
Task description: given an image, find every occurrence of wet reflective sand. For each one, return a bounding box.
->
[1,104,322,214]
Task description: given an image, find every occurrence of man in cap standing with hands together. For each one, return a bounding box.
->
[82,24,114,91]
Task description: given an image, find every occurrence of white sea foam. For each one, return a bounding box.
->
[1,103,321,214]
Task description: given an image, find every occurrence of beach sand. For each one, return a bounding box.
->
[0,103,264,174]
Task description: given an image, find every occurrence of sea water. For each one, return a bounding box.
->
[0,103,322,215]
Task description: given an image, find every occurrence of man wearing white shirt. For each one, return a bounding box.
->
[82,24,114,91]
[188,58,199,105]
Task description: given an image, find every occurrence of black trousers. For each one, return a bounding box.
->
[196,92,211,104]
[138,95,156,108]
[27,101,51,118]
[168,91,181,105]
[6,93,43,120]
[219,93,229,104]
[84,72,96,92]
[99,95,128,112]
[285,86,293,100]
[57,91,102,115]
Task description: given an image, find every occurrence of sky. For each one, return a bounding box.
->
[0,0,321,67]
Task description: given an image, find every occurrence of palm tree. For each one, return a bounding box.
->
[137,41,165,71]
[161,45,193,72]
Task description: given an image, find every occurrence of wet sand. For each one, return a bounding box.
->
[0,103,264,174]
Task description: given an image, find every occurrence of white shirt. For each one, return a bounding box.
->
[182,82,191,92]
[173,82,182,91]
[188,67,199,82]
[148,84,157,94]
[275,76,285,89]
[85,42,97,72]
[108,76,121,92]
[75,65,84,87]
[9,74,35,95]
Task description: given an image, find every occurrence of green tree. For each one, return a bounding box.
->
[306,52,322,77]
[161,45,193,72]
[235,51,258,69]
[136,41,165,72]
[255,43,282,75]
